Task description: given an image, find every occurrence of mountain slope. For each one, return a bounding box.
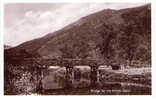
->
[4,45,12,49]
[5,4,151,66]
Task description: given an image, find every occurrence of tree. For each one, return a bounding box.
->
[119,23,139,66]
[97,23,117,64]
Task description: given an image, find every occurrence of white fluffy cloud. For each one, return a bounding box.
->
[4,3,145,46]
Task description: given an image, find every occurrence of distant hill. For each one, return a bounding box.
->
[5,4,151,66]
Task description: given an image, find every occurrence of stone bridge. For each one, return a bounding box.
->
[6,58,121,93]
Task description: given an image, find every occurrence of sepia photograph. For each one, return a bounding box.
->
[4,2,151,95]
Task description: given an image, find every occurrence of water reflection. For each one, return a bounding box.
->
[42,66,91,89]
[73,66,91,88]
[41,66,151,95]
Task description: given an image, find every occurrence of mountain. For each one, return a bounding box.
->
[5,4,151,66]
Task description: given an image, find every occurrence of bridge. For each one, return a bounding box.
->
[5,58,121,94]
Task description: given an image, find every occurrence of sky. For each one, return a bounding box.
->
[4,3,147,47]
